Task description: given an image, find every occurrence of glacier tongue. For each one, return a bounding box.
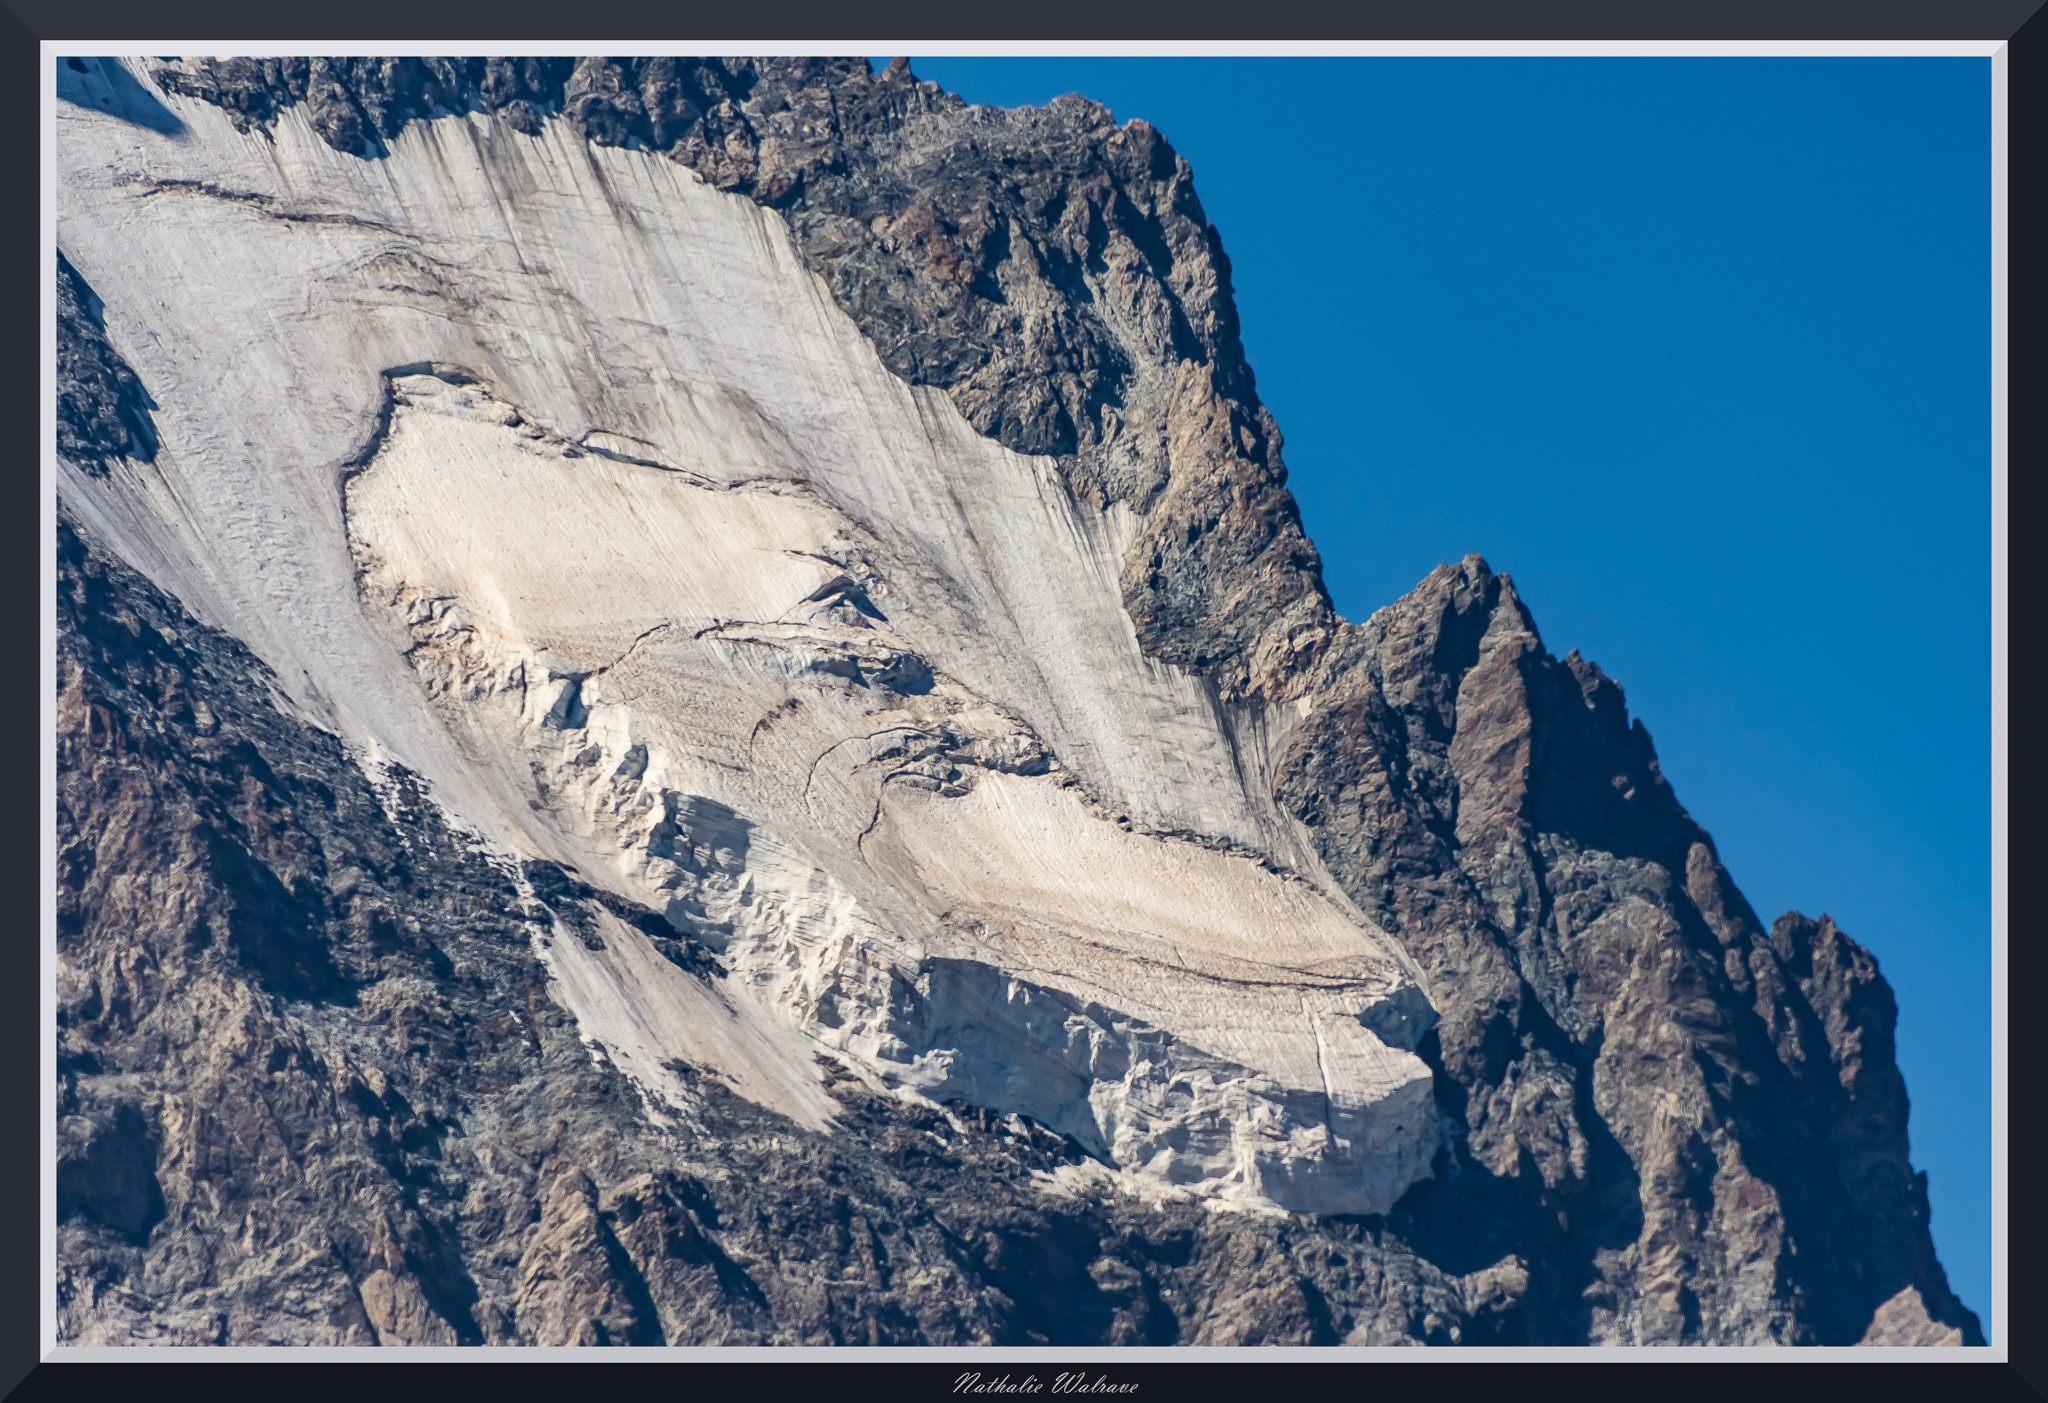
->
[57,65,1440,1214]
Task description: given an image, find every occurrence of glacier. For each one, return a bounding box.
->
[56,58,1440,1217]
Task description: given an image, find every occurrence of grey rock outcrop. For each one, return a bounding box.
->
[1859,1286,1965,1346]
[60,56,1981,1346]
[151,58,575,154]
[56,253,157,476]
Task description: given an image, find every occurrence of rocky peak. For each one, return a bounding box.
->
[1275,555,1978,1344]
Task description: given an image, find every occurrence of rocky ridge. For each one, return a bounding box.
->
[55,55,1982,1345]
[1274,559,1976,1343]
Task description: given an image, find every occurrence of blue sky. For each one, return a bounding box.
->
[899,56,1993,1324]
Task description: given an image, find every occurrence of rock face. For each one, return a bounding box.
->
[54,55,1978,1345]
[56,250,157,475]
[1273,561,1977,1343]
[1858,1286,1965,1347]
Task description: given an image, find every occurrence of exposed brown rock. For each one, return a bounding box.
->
[514,1169,657,1346]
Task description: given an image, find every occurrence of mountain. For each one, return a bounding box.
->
[53,55,1977,1347]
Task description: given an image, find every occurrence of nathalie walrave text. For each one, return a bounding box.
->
[955,1374,1138,1395]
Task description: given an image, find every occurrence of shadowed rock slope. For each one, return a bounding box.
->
[60,55,1981,1346]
